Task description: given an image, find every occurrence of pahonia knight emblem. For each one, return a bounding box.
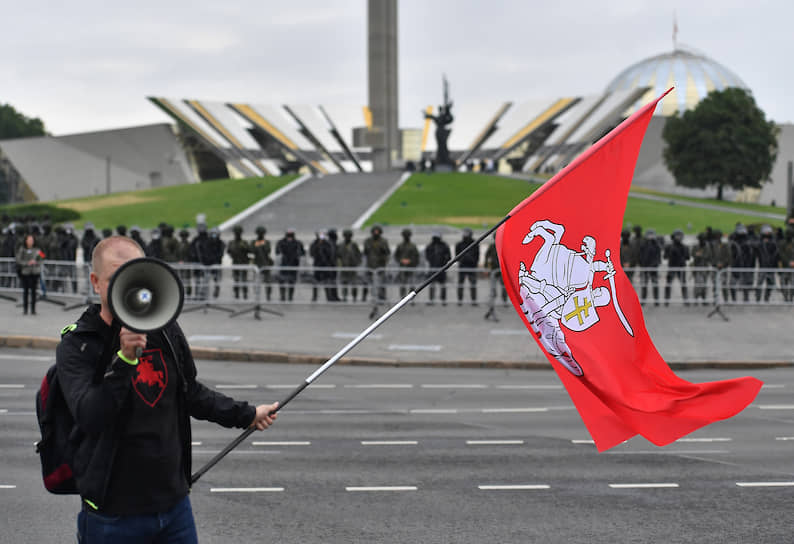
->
[516,220,634,377]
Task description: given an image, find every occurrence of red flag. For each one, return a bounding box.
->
[496,89,762,451]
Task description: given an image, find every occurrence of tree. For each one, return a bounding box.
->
[662,88,778,200]
[0,103,46,140]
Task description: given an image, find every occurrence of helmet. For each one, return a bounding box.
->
[255,225,266,235]
[343,228,353,238]
[116,225,127,236]
[402,228,412,237]
[371,224,382,235]
[196,223,207,234]
[210,227,220,238]
[129,225,141,234]
[179,229,190,239]
[645,228,656,238]
[760,224,773,236]
[151,228,161,240]
[735,223,748,236]
[672,228,684,241]
[233,225,243,234]
[580,236,596,258]
[462,227,473,237]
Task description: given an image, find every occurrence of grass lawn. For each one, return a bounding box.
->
[366,172,786,235]
[47,175,298,230]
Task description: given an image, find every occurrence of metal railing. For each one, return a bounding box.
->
[1,258,792,316]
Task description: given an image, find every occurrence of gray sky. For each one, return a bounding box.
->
[2,0,791,135]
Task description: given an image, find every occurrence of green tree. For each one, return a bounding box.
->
[662,88,778,200]
[0,103,47,140]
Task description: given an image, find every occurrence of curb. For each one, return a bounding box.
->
[2,336,792,370]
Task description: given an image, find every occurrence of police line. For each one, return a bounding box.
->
[1,258,792,310]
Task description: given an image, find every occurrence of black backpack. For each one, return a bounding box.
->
[35,321,119,494]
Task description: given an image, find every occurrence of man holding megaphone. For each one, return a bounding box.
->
[56,236,278,543]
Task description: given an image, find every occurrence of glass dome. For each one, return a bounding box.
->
[605,46,750,116]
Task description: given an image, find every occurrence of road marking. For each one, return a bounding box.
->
[211,487,284,493]
[0,410,7,414]
[421,384,487,389]
[760,384,786,389]
[216,384,258,390]
[0,485,16,489]
[188,335,241,342]
[0,354,50,361]
[266,384,336,389]
[361,441,418,446]
[466,440,524,445]
[482,407,549,413]
[333,332,383,340]
[410,408,458,414]
[609,450,730,455]
[489,329,527,336]
[609,483,679,489]
[758,405,794,410]
[775,437,794,441]
[388,344,442,352]
[346,486,417,492]
[0,384,24,389]
[252,441,311,446]
[572,439,595,445]
[191,441,202,446]
[736,482,794,488]
[495,384,563,390]
[676,437,732,443]
[345,384,413,389]
[478,484,550,490]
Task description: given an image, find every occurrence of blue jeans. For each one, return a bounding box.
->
[77,495,198,543]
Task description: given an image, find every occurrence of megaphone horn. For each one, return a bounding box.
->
[107,258,185,341]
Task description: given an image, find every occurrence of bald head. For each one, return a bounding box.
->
[91,235,144,279]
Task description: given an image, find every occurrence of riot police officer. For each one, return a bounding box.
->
[639,228,661,306]
[337,229,362,302]
[362,225,390,302]
[276,228,304,301]
[227,225,250,299]
[663,228,689,305]
[393,228,419,298]
[251,225,274,301]
[756,224,778,302]
[425,231,451,305]
[455,228,479,305]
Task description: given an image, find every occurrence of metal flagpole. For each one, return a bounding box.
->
[190,215,511,484]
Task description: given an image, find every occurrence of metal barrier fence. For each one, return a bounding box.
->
[1,258,793,317]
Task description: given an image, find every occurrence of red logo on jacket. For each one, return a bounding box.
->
[132,349,168,407]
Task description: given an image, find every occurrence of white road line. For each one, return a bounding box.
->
[345,486,417,492]
[252,441,311,446]
[0,485,16,489]
[736,482,794,488]
[2,411,34,416]
[489,329,527,336]
[775,437,794,441]
[210,487,284,493]
[351,171,412,229]
[495,385,562,390]
[572,439,595,445]
[478,484,550,490]
[216,384,258,390]
[187,335,241,342]
[608,450,730,455]
[0,354,51,361]
[332,332,383,340]
[345,384,413,389]
[482,407,549,413]
[361,441,418,446]
[388,344,442,352]
[0,410,8,414]
[466,440,524,445]
[760,384,785,389]
[265,384,336,389]
[757,405,794,410]
[420,384,487,389]
[191,441,202,446]
[676,437,732,443]
[410,408,458,414]
[0,384,24,389]
[609,483,679,489]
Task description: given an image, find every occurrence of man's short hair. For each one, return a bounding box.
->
[91,235,144,277]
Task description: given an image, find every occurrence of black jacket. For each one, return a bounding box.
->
[56,305,255,509]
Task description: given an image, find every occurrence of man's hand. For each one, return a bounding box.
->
[119,328,147,361]
[250,402,279,431]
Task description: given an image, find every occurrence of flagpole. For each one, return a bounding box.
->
[190,214,513,485]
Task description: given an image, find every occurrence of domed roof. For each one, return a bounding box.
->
[605,47,750,116]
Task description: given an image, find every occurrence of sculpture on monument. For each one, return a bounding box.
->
[424,75,454,167]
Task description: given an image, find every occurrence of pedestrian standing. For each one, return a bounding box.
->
[16,234,43,314]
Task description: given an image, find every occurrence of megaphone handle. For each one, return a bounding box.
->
[135,346,143,358]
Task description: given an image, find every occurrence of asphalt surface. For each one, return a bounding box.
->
[1,352,791,543]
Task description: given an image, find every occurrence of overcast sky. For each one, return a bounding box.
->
[2,0,791,135]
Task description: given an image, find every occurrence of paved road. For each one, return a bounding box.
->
[1,352,791,543]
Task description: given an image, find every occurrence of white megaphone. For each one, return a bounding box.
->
[107,258,185,344]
